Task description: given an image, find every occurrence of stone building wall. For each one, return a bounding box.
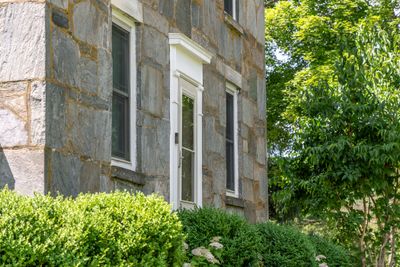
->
[0,0,267,222]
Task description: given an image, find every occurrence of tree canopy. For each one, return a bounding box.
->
[266,0,400,266]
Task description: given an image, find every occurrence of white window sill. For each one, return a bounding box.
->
[111,158,135,171]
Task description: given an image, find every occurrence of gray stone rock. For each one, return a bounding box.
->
[73,0,108,48]
[242,98,254,127]
[48,151,81,196]
[141,64,163,117]
[242,153,254,179]
[0,109,27,147]
[49,0,68,10]
[0,3,46,82]
[0,149,15,190]
[46,83,66,148]
[3,148,44,196]
[176,0,192,37]
[52,9,69,29]
[98,49,112,101]
[30,81,46,145]
[80,161,101,193]
[143,5,169,35]
[142,26,168,66]
[158,0,173,19]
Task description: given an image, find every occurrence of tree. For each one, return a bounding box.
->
[266,1,400,266]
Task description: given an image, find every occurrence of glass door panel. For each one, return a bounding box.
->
[181,94,195,202]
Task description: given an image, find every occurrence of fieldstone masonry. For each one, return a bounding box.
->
[0,0,267,222]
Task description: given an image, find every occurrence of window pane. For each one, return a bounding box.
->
[182,95,194,150]
[224,0,233,16]
[112,25,130,94]
[112,93,130,160]
[226,141,235,191]
[226,92,234,141]
[182,148,195,202]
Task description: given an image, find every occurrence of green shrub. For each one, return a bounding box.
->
[309,234,353,267]
[178,207,262,266]
[0,189,185,266]
[256,222,317,267]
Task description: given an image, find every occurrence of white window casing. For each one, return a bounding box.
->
[111,9,137,171]
[111,0,143,23]
[169,33,212,210]
[226,82,240,198]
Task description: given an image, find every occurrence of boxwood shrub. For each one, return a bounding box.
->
[0,189,185,266]
[256,222,317,267]
[178,207,262,266]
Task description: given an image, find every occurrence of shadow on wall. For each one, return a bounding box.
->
[0,145,15,190]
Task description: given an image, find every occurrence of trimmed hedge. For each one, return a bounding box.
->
[257,222,317,267]
[178,207,262,266]
[0,189,185,266]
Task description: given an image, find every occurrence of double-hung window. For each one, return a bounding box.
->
[224,0,239,21]
[226,83,239,197]
[111,11,136,170]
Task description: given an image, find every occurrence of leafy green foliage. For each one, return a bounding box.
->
[256,222,317,267]
[266,0,400,264]
[309,234,354,267]
[0,189,185,266]
[178,207,261,267]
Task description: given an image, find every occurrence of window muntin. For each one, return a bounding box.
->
[112,24,130,161]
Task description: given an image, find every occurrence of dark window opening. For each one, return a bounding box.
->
[226,92,235,191]
[112,24,130,161]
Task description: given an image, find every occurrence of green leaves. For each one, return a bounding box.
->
[0,190,185,266]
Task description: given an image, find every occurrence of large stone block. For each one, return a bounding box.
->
[2,148,44,196]
[138,113,169,176]
[143,5,169,34]
[242,97,254,127]
[0,109,27,147]
[0,3,46,82]
[73,0,109,48]
[176,0,192,37]
[52,28,99,93]
[30,81,46,145]
[68,103,111,162]
[98,48,113,101]
[48,151,81,196]
[142,26,168,66]
[46,83,66,148]
[204,116,225,155]
[141,64,164,117]
[80,161,101,193]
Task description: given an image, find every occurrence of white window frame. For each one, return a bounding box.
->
[226,83,239,198]
[111,9,137,171]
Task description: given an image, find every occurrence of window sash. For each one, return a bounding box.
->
[112,23,131,161]
[225,90,236,192]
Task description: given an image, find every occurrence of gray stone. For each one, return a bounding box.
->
[73,0,108,48]
[141,64,163,117]
[242,154,254,179]
[30,81,46,145]
[142,26,168,66]
[256,137,266,165]
[143,5,169,34]
[53,28,98,93]
[138,113,169,176]
[0,3,46,82]
[80,161,101,193]
[0,149,15,190]
[52,9,69,29]
[204,116,224,154]
[242,98,254,127]
[68,103,111,161]
[46,83,66,148]
[191,1,203,29]
[48,151,81,196]
[49,0,68,10]
[158,0,173,19]
[3,148,44,196]
[0,109,27,147]
[98,49,112,101]
[176,0,191,37]
[257,77,266,120]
